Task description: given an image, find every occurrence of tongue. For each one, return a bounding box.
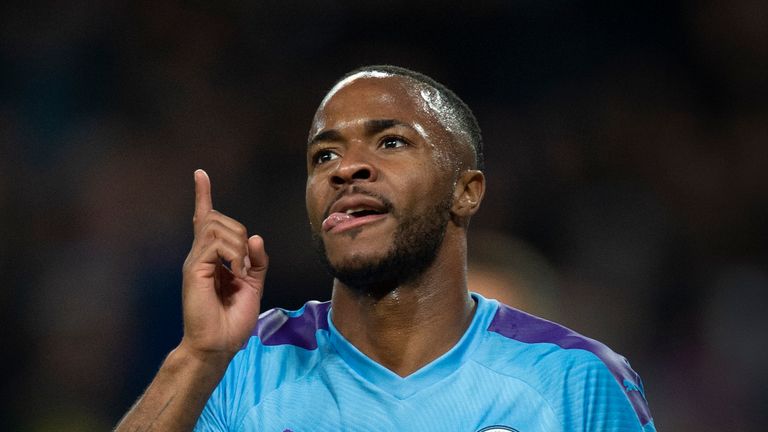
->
[322,212,354,231]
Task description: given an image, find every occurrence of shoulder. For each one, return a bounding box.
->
[196,301,333,430]
[486,302,627,372]
[480,300,653,429]
[226,300,332,401]
[251,300,331,350]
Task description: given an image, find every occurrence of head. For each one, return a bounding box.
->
[305,65,485,292]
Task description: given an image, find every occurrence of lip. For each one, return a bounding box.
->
[322,194,391,233]
[326,212,389,234]
[326,194,389,216]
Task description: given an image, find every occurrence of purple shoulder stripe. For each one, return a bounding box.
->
[251,301,331,350]
[488,303,653,427]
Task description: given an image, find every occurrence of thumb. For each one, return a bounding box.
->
[244,235,268,286]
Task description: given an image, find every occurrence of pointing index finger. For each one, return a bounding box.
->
[194,169,213,220]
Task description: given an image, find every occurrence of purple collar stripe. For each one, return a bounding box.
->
[488,304,653,427]
[252,301,331,350]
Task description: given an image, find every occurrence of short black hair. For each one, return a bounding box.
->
[336,65,484,171]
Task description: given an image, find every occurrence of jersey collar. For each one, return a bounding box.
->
[327,292,497,399]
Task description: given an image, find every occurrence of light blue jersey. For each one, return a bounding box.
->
[195,293,655,431]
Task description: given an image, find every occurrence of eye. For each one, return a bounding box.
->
[380,136,408,149]
[314,149,339,165]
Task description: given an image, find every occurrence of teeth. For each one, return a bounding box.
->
[346,208,367,215]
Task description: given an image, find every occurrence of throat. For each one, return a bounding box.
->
[331,285,476,377]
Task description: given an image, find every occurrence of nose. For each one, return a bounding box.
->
[330,146,377,186]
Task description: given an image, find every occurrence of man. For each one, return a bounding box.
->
[116,65,656,431]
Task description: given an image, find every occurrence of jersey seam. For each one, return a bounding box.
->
[495,338,646,427]
[482,331,648,428]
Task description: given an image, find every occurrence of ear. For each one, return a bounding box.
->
[451,170,485,221]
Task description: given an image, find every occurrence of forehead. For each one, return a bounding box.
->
[310,73,447,139]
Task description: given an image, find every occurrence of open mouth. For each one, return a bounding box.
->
[322,204,390,233]
[345,208,384,218]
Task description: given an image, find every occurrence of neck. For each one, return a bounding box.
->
[329,231,475,377]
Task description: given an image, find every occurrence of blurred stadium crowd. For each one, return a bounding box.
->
[1,1,766,430]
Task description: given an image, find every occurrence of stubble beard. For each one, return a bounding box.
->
[312,193,453,297]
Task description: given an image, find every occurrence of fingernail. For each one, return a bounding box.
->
[244,255,251,270]
[241,266,249,278]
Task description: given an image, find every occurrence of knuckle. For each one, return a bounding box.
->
[199,219,220,235]
[212,239,234,256]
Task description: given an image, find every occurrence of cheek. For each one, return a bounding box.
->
[305,177,325,222]
[397,168,453,212]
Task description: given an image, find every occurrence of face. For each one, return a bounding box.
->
[306,74,460,288]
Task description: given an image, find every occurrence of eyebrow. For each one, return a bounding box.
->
[308,118,412,148]
[308,129,344,148]
[365,119,406,136]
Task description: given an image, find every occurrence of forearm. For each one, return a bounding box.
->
[115,344,233,432]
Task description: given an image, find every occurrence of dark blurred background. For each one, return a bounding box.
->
[1,0,766,430]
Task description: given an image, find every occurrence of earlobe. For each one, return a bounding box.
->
[451,170,485,219]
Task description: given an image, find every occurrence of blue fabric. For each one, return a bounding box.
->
[195,293,656,431]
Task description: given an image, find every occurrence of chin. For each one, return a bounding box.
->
[323,246,402,289]
[328,251,388,276]
[311,198,450,291]
[321,234,392,267]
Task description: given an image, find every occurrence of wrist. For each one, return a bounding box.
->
[172,341,236,373]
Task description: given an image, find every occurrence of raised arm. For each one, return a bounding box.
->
[115,169,268,432]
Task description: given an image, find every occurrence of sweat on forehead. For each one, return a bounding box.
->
[313,69,479,170]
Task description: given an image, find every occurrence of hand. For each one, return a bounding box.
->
[180,169,268,358]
